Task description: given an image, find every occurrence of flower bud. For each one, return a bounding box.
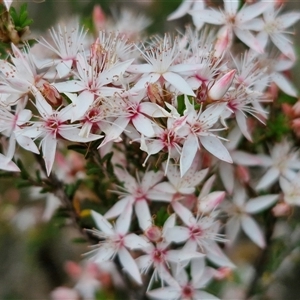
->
[144,225,162,242]
[93,5,106,31]
[209,69,236,100]
[214,27,232,58]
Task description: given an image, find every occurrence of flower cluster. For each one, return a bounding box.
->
[0,0,300,299]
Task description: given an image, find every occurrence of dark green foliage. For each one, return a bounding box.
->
[9,4,33,31]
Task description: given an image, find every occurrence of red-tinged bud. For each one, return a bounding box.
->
[144,225,162,242]
[41,83,63,107]
[208,69,236,100]
[267,82,279,100]
[214,267,232,280]
[147,83,166,106]
[292,118,300,137]
[282,103,294,118]
[198,191,225,213]
[214,27,232,58]
[93,5,106,31]
[293,99,300,116]
[236,165,250,184]
[64,261,82,279]
[272,202,291,217]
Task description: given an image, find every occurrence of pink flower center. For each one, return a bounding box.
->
[181,284,194,298]
[189,225,203,240]
[45,116,62,136]
[152,248,167,264]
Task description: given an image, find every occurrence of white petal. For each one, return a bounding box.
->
[226,216,241,245]
[104,197,131,219]
[15,135,39,154]
[56,59,73,78]
[191,257,205,284]
[59,127,102,143]
[167,249,204,263]
[277,12,300,29]
[115,204,133,235]
[163,72,195,96]
[232,151,263,166]
[135,200,152,231]
[256,167,280,191]
[132,114,155,137]
[100,59,134,85]
[118,247,142,284]
[224,0,239,15]
[167,0,192,20]
[194,291,220,300]
[245,194,279,213]
[134,73,161,89]
[42,134,57,176]
[142,170,164,191]
[200,136,232,163]
[272,72,298,98]
[91,245,115,263]
[147,287,180,300]
[270,33,295,61]
[91,210,114,235]
[234,28,263,53]
[165,227,190,244]
[54,80,85,93]
[241,214,265,248]
[180,134,198,177]
[236,2,270,23]
[73,90,95,120]
[172,201,196,226]
[219,162,234,194]
[190,9,224,25]
[124,233,151,250]
[235,110,252,142]
[205,242,235,268]
[0,154,20,172]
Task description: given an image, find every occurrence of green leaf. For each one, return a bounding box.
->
[71,237,87,244]
[177,94,185,115]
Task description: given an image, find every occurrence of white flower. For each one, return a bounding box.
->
[224,184,278,248]
[86,209,149,285]
[128,34,199,96]
[21,96,101,176]
[189,0,269,53]
[147,258,218,300]
[280,172,300,206]
[258,5,300,61]
[38,24,88,78]
[104,168,164,231]
[180,97,231,176]
[256,139,300,191]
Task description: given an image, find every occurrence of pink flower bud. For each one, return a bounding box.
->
[214,267,232,280]
[208,69,236,100]
[293,99,300,116]
[292,118,300,137]
[214,27,232,58]
[64,261,82,279]
[144,225,162,242]
[272,202,291,217]
[93,5,106,31]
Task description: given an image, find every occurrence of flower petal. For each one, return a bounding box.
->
[241,214,265,248]
[245,194,279,214]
